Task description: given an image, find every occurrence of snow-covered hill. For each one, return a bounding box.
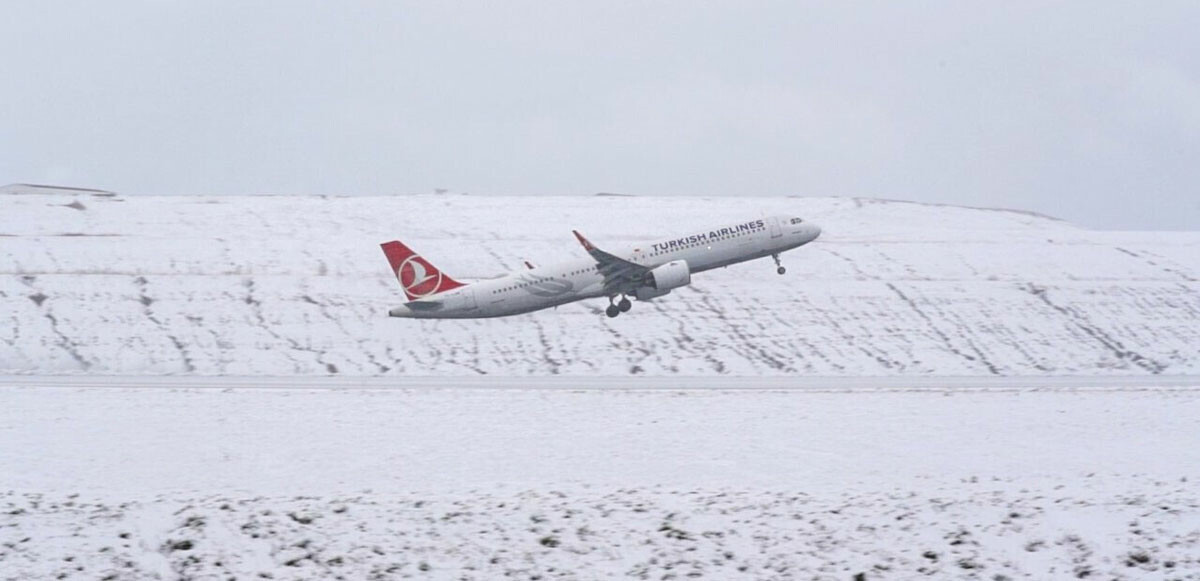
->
[2,188,1198,375]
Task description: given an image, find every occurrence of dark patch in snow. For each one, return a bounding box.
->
[165,539,193,551]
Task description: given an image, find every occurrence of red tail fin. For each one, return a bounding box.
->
[380,240,465,301]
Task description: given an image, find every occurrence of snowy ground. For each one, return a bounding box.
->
[4,188,1199,577]
[3,376,1199,579]
[6,483,1198,580]
[4,188,1200,376]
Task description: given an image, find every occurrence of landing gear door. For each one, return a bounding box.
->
[769,216,782,238]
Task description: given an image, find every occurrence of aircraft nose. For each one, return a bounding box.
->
[805,223,822,243]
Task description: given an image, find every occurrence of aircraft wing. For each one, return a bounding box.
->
[572,230,652,296]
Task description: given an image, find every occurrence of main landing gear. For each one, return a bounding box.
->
[772,253,786,275]
[606,295,633,318]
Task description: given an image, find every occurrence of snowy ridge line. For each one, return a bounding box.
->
[3,374,1199,391]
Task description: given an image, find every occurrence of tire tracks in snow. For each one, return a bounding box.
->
[242,277,336,374]
[1021,283,1166,374]
[691,286,790,372]
[133,276,197,373]
[1113,247,1197,282]
[886,283,1000,375]
[19,275,91,370]
[299,288,389,374]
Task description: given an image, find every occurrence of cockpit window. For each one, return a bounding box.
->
[789,217,804,225]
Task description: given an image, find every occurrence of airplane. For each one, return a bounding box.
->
[381,215,821,319]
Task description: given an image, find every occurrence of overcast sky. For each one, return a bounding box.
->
[3,2,1198,229]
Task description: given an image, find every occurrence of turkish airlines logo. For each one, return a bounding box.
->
[397,255,443,298]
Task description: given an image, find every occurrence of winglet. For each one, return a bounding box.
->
[572,230,596,252]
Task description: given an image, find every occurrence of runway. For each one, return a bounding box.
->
[3,373,1199,391]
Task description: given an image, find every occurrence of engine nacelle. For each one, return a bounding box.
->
[633,286,670,301]
[633,260,690,301]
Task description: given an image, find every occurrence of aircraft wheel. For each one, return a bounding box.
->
[618,298,632,312]
[605,305,621,318]
[777,266,787,275]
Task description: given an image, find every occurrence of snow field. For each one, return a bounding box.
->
[2,378,1199,579]
[4,482,1198,580]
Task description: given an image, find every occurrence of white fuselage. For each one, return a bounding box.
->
[389,215,821,318]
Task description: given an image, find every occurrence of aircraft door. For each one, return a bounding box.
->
[769,216,782,238]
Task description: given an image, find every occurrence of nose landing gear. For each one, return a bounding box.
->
[772,253,786,275]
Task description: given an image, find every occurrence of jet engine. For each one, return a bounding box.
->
[633,260,691,300]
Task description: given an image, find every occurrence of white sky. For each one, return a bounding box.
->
[2,1,1198,229]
